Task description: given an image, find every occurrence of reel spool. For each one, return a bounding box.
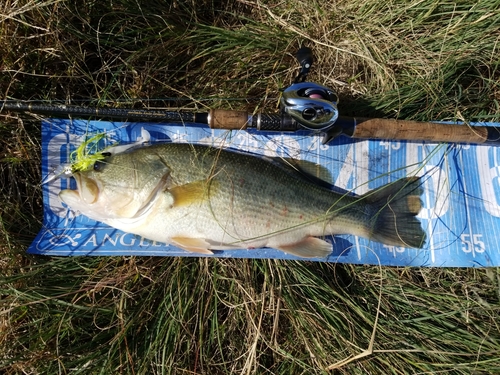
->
[281,82,339,131]
[280,47,339,131]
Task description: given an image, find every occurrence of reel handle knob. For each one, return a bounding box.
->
[294,47,314,82]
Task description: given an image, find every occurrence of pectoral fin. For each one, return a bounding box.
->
[277,237,332,258]
[169,180,213,207]
[171,236,214,254]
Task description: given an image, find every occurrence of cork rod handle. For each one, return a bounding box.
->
[208,109,249,130]
[348,117,498,144]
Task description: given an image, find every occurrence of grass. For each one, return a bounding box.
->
[1,0,500,373]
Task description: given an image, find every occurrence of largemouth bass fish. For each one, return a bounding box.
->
[59,143,426,258]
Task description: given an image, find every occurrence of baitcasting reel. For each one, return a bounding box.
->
[280,47,339,131]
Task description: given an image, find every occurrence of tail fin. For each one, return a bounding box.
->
[363,177,426,248]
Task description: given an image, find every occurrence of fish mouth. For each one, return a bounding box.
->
[72,174,100,204]
[59,188,81,206]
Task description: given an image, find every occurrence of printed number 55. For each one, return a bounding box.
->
[460,233,485,253]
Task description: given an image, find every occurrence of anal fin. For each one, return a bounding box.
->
[171,236,214,255]
[277,237,332,258]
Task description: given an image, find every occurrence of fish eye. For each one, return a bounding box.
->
[93,161,104,171]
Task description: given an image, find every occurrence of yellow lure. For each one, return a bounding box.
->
[70,133,114,173]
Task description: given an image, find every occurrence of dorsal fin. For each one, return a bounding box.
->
[266,156,334,189]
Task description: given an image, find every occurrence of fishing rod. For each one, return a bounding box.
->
[2,47,499,145]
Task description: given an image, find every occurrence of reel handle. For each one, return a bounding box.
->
[294,47,314,83]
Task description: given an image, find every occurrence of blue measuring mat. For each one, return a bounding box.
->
[28,118,500,267]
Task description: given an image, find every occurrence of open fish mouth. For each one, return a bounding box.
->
[59,174,99,209]
[72,174,100,204]
[59,188,81,207]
